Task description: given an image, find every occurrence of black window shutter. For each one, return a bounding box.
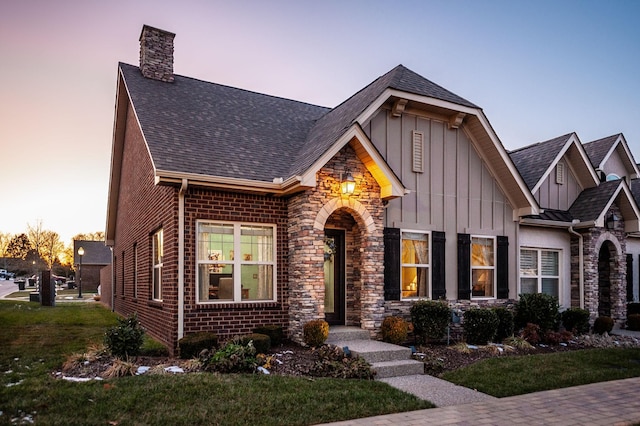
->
[627,254,633,302]
[432,231,446,300]
[497,236,509,299]
[384,228,401,300]
[457,233,471,300]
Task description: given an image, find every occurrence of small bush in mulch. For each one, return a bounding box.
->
[309,345,375,380]
[561,308,591,335]
[593,316,614,335]
[627,314,640,331]
[463,308,499,345]
[303,320,329,347]
[381,316,409,344]
[411,300,451,343]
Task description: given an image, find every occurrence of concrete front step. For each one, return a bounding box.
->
[326,326,371,343]
[372,359,425,379]
[327,329,425,378]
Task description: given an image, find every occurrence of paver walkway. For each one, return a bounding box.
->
[321,376,640,425]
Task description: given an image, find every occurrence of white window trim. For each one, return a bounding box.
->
[400,229,431,300]
[152,229,163,302]
[196,220,277,304]
[519,247,561,303]
[471,235,496,300]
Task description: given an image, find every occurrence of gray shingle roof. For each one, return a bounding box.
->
[568,180,620,222]
[73,240,111,265]
[509,133,574,190]
[583,134,620,168]
[631,178,640,207]
[523,209,574,222]
[120,63,477,182]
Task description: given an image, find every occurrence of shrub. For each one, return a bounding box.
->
[303,320,329,347]
[521,323,541,345]
[203,338,258,373]
[309,345,374,379]
[253,325,284,346]
[514,293,560,332]
[104,313,145,359]
[627,314,640,331]
[462,308,499,345]
[239,333,271,354]
[178,332,219,359]
[381,316,409,344]
[493,307,514,341]
[593,316,614,335]
[628,302,640,316]
[560,308,591,335]
[503,335,534,350]
[410,300,451,343]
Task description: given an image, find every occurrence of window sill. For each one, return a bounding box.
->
[148,300,163,309]
[195,301,279,310]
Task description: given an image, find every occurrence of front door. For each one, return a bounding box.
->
[324,229,345,325]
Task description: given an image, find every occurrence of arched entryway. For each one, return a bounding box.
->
[598,241,616,317]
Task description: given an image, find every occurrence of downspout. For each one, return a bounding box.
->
[178,178,188,340]
[110,247,115,312]
[568,221,584,309]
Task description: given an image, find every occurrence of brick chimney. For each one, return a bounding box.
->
[139,25,175,82]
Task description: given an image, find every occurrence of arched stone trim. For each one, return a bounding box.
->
[594,232,622,255]
[314,197,377,234]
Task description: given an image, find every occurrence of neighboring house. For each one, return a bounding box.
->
[73,240,112,293]
[105,25,640,354]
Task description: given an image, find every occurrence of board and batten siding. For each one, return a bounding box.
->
[363,109,518,300]
[534,161,582,211]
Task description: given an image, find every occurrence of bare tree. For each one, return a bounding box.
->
[27,220,47,258]
[41,230,64,270]
[0,232,11,258]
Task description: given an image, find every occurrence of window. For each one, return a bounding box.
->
[606,173,621,181]
[471,236,495,298]
[520,249,559,299]
[152,229,163,301]
[401,231,429,299]
[133,243,138,298]
[197,221,276,303]
[121,251,125,295]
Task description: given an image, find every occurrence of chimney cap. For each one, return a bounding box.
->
[139,24,176,41]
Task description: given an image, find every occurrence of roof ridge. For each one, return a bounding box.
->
[509,132,575,154]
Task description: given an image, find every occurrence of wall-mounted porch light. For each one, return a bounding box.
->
[341,172,356,195]
[606,213,620,230]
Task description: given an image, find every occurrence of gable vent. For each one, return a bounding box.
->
[556,162,565,185]
[412,130,424,173]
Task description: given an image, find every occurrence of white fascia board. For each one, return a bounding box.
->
[354,88,479,125]
[519,218,574,228]
[616,135,640,177]
[298,125,406,198]
[472,110,540,214]
[155,169,304,194]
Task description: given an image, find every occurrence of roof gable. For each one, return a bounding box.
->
[569,180,640,232]
[509,133,599,193]
[584,133,640,179]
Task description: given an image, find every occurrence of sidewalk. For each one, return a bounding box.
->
[322,376,640,425]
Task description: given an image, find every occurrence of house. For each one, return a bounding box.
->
[73,240,112,293]
[105,25,640,354]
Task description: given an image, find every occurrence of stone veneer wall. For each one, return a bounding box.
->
[570,204,627,324]
[287,144,385,343]
[139,25,175,82]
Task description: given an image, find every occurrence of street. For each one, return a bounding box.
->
[0,277,23,299]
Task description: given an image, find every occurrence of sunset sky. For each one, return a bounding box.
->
[1,0,639,244]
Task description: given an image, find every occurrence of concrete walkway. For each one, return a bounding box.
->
[322,376,640,425]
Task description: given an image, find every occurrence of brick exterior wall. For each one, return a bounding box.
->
[111,103,179,353]
[181,189,289,343]
[287,144,385,342]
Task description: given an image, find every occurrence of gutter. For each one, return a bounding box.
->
[178,178,188,340]
[568,221,584,309]
[110,247,115,312]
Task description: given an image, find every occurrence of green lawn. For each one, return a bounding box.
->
[442,346,640,397]
[0,301,431,425]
